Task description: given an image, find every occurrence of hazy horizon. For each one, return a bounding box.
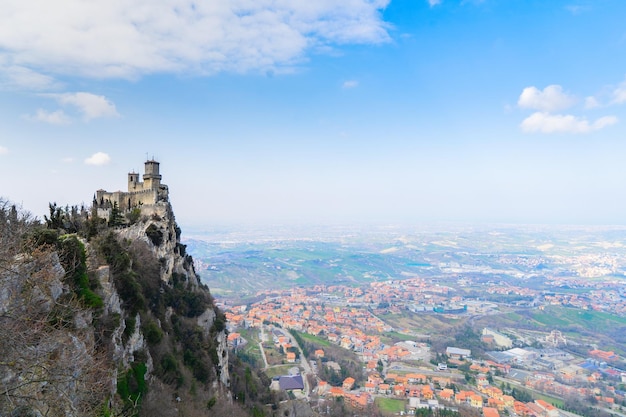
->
[2,1,626,226]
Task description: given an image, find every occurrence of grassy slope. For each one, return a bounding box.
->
[531,306,626,332]
[375,397,406,415]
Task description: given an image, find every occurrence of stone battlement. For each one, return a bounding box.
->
[94,159,169,215]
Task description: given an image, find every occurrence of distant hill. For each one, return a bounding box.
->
[183,225,626,300]
[184,237,437,298]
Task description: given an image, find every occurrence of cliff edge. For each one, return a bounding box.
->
[0,168,234,416]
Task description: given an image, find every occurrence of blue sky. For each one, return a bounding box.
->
[2,0,626,227]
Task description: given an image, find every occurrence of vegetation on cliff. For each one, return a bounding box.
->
[0,199,269,417]
[0,200,109,416]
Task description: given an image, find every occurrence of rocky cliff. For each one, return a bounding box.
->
[0,198,231,416]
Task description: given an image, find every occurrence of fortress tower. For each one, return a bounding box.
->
[128,171,141,191]
[142,160,162,190]
[95,159,169,218]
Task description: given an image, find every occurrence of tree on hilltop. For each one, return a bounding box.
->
[108,201,125,227]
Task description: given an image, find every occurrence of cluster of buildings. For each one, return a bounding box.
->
[541,289,626,315]
[218,260,626,416]
[483,346,626,410]
[315,352,586,417]
[485,284,538,298]
[225,287,393,360]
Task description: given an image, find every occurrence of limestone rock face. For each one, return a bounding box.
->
[0,247,108,417]
[113,200,229,386]
[197,307,230,387]
[95,265,122,315]
[120,313,153,372]
[216,327,230,387]
[117,202,200,286]
[0,252,65,315]
[197,307,217,330]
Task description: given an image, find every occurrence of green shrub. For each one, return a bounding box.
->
[108,202,124,227]
[160,354,178,373]
[212,309,227,333]
[145,224,163,246]
[124,315,136,342]
[58,234,103,308]
[207,397,217,410]
[156,353,184,388]
[142,318,163,345]
[116,271,146,314]
[117,362,147,416]
[126,208,142,225]
[97,232,131,272]
[31,228,59,247]
[193,360,210,383]
[164,280,212,318]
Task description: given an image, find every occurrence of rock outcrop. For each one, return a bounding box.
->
[0,194,229,416]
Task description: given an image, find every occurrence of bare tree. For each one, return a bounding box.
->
[0,201,111,417]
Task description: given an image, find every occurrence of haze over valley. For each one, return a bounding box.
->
[3,0,626,416]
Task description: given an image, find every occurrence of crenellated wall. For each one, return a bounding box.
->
[94,159,168,218]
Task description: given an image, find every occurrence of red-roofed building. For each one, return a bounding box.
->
[535,399,558,417]
[422,385,434,400]
[589,349,618,361]
[438,388,454,402]
[227,332,242,348]
[407,373,426,383]
[407,386,420,398]
[501,395,515,408]
[378,383,391,395]
[470,394,482,408]
[483,407,500,417]
[346,393,370,409]
[368,374,383,386]
[525,402,545,416]
[455,391,472,404]
[343,377,355,391]
[513,401,530,416]
[487,397,505,411]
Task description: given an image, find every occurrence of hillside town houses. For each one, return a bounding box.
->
[221,276,626,416]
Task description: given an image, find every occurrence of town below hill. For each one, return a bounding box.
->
[186,225,626,416]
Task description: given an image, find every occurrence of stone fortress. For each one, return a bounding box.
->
[95,159,169,219]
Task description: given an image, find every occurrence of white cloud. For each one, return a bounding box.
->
[594,116,619,129]
[62,157,74,163]
[24,109,71,125]
[342,80,359,89]
[25,92,119,124]
[0,146,8,155]
[84,152,111,166]
[584,96,600,109]
[428,0,441,6]
[520,112,618,134]
[52,92,119,120]
[518,85,577,112]
[611,78,626,105]
[0,62,60,90]
[0,0,391,85]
